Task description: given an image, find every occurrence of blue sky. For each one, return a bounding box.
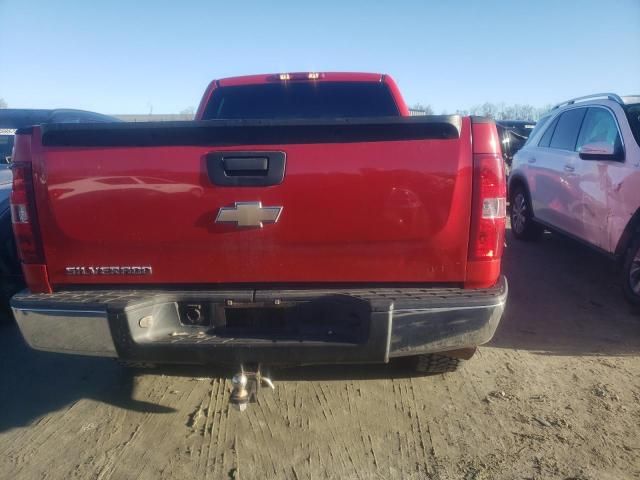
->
[1,0,638,115]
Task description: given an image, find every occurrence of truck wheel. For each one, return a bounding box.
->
[510,186,543,241]
[622,234,640,305]
[413,354,463,374]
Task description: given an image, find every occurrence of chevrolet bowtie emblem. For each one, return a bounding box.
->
[215,202,283,228]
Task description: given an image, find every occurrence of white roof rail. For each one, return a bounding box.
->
[552,93,624,110]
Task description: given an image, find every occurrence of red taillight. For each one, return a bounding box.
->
[10,135,45,265]
[469,153,507,261]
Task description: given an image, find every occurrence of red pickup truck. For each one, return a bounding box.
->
[10,72,507,378]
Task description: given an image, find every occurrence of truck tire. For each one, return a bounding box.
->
[413,354,463,374]
[510,186,543,241]
[622,233,640,306]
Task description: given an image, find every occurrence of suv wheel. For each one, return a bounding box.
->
[622,234,640,305]
[510,186,543,240]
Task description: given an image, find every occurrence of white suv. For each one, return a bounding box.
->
[509,93,640,304]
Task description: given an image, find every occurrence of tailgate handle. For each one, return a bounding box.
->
[206,151,286,187]
[224,157,268,176]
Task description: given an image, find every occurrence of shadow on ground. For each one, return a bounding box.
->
[0,323,175,433]
[0,322,419,432]
[490,229,640,356]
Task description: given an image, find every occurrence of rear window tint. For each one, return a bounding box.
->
[550,108,587,151]
[202,82,400,119]
[538,116,559,147]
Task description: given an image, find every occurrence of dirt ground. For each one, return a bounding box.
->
[1,229,639,480]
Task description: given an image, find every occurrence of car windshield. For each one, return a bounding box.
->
[510,124,535,138]
[0,110,119,166]
[625,103,640,146]
[201,82,400,119]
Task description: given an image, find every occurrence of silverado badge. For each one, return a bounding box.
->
[215,202,283,228]
[65,266,152,276]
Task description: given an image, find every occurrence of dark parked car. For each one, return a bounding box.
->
[0,109,121,322]
[496,120,536,172]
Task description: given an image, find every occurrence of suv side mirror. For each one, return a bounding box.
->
[578,142,623,161]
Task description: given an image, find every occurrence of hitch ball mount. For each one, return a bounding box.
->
[230,364,274,412]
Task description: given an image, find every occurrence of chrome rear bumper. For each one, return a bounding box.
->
[13,307,117,357]
[12,277,507,365]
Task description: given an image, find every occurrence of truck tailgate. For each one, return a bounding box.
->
[31,117,472,287]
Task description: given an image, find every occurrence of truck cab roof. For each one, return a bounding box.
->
[216,72,386,86]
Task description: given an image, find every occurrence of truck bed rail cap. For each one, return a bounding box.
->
[39,116,463,148]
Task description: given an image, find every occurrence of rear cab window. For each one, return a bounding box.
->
[201,82,401,119]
